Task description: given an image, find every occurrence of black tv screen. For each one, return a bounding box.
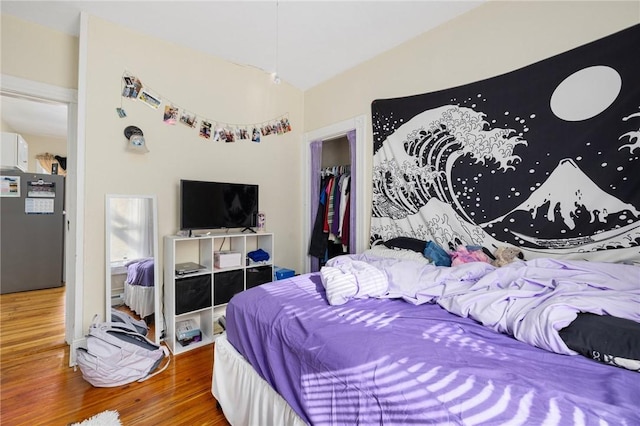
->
[180,180,258,230]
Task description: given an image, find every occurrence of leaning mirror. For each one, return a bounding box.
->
[105,194,161,343]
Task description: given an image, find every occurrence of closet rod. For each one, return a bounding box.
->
[320,164,350,176]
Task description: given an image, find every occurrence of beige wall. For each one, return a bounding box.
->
[82,16,304,324]
[304,0,640,250]
[20,133,67,173]
[1,14,78,89]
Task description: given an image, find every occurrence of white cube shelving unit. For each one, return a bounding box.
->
[164,232,274,354]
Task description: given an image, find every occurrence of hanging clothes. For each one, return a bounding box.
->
[339,176,351,250]
[324,176,335,234]
[308,166,351,263]
[309,176,329,258]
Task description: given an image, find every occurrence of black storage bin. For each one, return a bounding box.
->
[214,269,244,305]
[175,274,212,315]
[246,266,273,289]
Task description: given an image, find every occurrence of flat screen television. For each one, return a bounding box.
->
[180,180,258,231]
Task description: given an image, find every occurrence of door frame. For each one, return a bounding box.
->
[0,73,84,365]
[301,115,367,273]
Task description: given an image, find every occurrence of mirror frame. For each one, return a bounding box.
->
[105,194,161,343]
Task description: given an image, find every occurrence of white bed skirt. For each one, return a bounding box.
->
[124,282,154,319]
[212,334,307,426]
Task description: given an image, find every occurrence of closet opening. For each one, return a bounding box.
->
[302,114,366,274]
[309,136,352,270]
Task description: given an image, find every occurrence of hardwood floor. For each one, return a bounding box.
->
[1,287,231,425]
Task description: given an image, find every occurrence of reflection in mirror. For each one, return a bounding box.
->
[105,194,161,343]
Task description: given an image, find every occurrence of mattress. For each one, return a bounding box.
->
[225,268,640,425]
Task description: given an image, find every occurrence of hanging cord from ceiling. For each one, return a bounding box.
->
[271,0,281,85]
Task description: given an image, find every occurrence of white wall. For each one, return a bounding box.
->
[304,1,640,251]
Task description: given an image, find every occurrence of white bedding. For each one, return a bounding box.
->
[319,259,387,305]
[321,254,640,356]
[364,245,432,263]
[212,334,306,426]
[124,282,154,319]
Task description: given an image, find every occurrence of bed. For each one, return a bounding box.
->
[123,257,155,319]
[212,249,640,425]
[210,24,640,424]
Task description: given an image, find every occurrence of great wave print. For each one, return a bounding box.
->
[370,24,640,263]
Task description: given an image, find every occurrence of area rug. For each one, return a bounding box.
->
[70,410,121,426]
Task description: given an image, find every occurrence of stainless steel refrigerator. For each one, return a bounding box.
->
[1,171,65,294]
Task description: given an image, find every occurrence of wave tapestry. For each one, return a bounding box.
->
[370,24,640,263]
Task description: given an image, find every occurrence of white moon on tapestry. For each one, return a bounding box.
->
[550,65,621,121]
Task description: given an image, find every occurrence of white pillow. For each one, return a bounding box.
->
[364,245,432,264]
[320,259,388,305]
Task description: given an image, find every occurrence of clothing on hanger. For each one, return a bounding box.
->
[309,166,351,263]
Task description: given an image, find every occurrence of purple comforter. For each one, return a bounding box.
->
[125,258,154,287]
[323,255,640,356]
[226,261,639,425]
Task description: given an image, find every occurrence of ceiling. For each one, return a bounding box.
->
[1,0,484,138]
[1,95,69,139]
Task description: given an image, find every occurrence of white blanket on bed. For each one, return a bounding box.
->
[321,254,640,355]
[320,260,387,305]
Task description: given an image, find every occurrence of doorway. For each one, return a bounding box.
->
[0,75,80,360]
[302,115,367,273]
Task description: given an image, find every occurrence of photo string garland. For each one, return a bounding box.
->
[118,71,292,143]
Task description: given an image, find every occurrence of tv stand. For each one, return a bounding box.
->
[163,232,274,354]
[241,227,256,234]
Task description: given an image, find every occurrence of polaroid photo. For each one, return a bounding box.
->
[163,105,178,125]
[200,121,212,139]
[139,89,162,109]
[239,128,249,140]
[116,107,127,118]
[223,127,235,143]
[180,110,197,128]
[252,127,261,143]
[122,75,142,98]
[281,117,292,133]
[213,126,223,142]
